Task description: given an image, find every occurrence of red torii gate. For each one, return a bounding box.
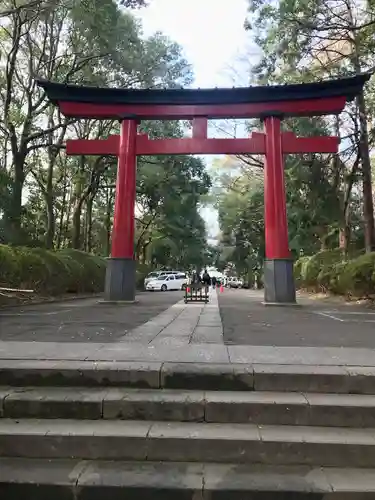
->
[37,74,370,304]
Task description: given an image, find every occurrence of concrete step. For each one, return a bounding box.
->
[1,359,375,393]
[2,419,375,467]
[1,458,375,499]
[3,386,375,427]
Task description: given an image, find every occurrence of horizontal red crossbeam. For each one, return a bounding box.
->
[59,96,347,120]
[66,135,119,155]
[66,132,339,157]
[281,132,339,154]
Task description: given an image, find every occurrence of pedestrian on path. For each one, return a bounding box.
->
[202,269,211,296]
[211,276,217,289]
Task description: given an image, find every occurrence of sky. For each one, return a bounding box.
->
[135,0,253,241]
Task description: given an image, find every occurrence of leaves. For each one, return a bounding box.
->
[0,0,210,270]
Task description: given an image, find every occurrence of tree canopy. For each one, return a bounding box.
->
[0,0,211,274]
[215,0,375,279]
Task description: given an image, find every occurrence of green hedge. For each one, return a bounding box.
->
[0,245,106,295]
[298,248,344,287]
[294,248,375,298]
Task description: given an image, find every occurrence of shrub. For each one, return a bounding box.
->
[326,261,349,295]
[334,252,375,298]
[0,244,106,296]
[0,245,19,287]
[299,249,344,289]
[29,248,71,295]
[294,256,311,286]
[57,249,106,293]
[11,246,50,291]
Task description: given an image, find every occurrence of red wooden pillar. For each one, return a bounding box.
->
[263,115,296,304]
[104,119,137,302]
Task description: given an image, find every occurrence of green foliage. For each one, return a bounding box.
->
[293,256,311,287]
[0,244,106,295]
[0,0,197,256]
[300,248,344,287]
[294,247,375,298]
[335,253,375,298]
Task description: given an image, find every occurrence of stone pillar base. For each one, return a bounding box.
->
[263,258,296,305]
[104,257,136,302]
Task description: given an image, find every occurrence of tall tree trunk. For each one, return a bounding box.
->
[339,194,351,257]
[45,194,55,249]
[105,189,114,256]
[64,192,73,247]
[85,196,94,252]
[56,171,68,249]
[348,6,375,252]
[8,152,26,242]
[71,157,85,249]
[44,157,55,249]
[72,198,84,249]
[357,91,375,252]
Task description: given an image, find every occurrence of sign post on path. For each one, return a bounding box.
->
[37,73,371,304]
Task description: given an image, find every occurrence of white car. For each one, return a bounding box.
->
[144,270,179,289]
[228,277,243,288]
[146,273,187,292]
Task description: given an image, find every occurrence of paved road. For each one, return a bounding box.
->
[219,288,375,348]
[0,291,184,342]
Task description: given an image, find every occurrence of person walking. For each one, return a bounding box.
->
[202,269,211,296]
[211,276,217,289]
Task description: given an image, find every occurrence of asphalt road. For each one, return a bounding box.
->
[0,291,184,343]
[218,288,375,348]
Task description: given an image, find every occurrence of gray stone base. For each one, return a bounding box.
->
[263,258,296,305]
[104,257,136,302]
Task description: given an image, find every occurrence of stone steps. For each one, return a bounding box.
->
[1,359,375,393]
[2,419,375,467]
[2,359,375,497]
[2,386,375,427]
[1,458,375,500]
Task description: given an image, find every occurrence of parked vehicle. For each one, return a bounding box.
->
[144,270,182,289]
[146,273,188,292]
[227,277,243,288]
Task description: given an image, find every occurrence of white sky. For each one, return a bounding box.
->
[136,0,252,239]
[137,0,250,88]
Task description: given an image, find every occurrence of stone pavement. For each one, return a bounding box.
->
[1,288,375,366]
[220,288,375,348]
[118,290,223,346]
[0,291,183,342]
[2,289,375,498]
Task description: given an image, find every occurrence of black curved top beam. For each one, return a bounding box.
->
[36,73,371,106]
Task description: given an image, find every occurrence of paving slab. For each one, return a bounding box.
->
[8,458,375,499]
[116,292,223,347]
[102,388,205,421]
[5,385,375,426]
[3,419,375,466]
[0,359,162,388]
[160,362,247,390]
[77,460,204,500]
[0,339,367,366]
[0,457,87,500]
[203,463,332,495]
[190,326,223,344]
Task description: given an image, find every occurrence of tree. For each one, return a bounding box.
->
[0,0,211,277]
[245,0,375,251]
[0,0,148,18]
